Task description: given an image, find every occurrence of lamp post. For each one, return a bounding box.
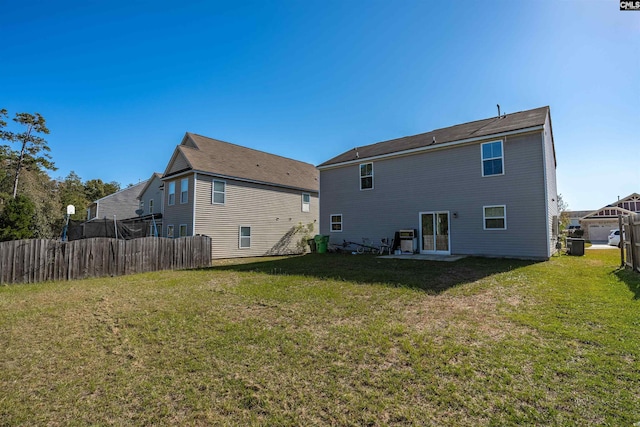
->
[61,204,75,241]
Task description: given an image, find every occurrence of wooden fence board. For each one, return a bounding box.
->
[0,236,211,285]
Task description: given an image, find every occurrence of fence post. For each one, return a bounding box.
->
[618,214,625,268]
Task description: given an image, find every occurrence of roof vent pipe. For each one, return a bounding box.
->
[497,104,501,117]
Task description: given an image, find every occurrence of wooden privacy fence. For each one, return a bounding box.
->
[621,214,640,273]
[0,236,212,285]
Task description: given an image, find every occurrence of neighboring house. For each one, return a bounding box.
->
[161,133,319,258]
[579,193,640,242]
[563,210,592,228]
[135,172,164,236]
[87,180,149,221]
[318,106,559,260]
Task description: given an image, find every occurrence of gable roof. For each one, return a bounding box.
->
[319,106,550,167]
[137,172,163,199]
[581,206,635,220]
[164,133,319,192]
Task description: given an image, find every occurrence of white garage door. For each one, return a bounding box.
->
[589,225,612,242]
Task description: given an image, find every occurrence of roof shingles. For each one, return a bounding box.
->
[319,106,550,167]
[169,133,319,192]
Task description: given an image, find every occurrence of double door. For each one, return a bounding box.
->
[420,212,450,255]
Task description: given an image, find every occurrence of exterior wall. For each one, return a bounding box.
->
[88,181,148,221]
[139,175,164,216]
[542,113,559,257]
[319,131,551,260]
[162,173,194,238]
[167,151,190,175]
[194,174,319,259]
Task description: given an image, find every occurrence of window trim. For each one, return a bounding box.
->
[148,199,154,214]
[483,205,507,230]
[167,224,174,238]
[179,224,188,237]
[359,162,374,190]
[302,193,310,212]
[239,225,251,249]
[180,178,188,204]
[168,181,176,206]
[212,180,226,205]
[481,140,504,177]
[330,214,343,232]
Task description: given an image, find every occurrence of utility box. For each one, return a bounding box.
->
[399,229,418,253]
[567,238,585,256]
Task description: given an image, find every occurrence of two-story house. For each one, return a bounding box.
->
[318,106,559,260]
[161,133,319,258]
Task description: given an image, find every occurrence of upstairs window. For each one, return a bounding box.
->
[302,193,310,212]
[212,180,226,204]
[360,163,373,190]
[481,141,504,177]
[180,178,188,204]
[168,182,176,206]
[484,205,506,230]
[149,199,154,214]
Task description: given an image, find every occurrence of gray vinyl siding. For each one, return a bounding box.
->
[167,152,190,175]
[194,175,319,259]
[139,175,163,216]
[543,113,559,256]
[320,131,551,260]
[88,181,147,221]
[162,174,194,238]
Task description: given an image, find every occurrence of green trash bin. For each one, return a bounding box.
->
[314,235,329,254]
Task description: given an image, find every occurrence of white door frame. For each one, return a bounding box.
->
[419,211,451,255]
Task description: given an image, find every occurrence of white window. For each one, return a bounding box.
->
[212,180,226,204]
[167,225,174,238]
[139,200,144,213]
[168,182,176,206]
[179,224,188,237]
[330,214,343,232]
[148,199,154,214]
[180,178,188,204]
[360,163,373,190]
[302,193,310,212]
[484,205,506,230]
[239,226,251,248]
[481,140,504,177]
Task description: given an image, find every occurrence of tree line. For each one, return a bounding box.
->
[0,109,121,241]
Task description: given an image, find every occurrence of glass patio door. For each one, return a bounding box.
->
[420,212,450,255]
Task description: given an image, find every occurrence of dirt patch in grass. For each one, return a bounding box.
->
[401,285,533,344]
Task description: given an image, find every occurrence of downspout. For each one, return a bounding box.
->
[192,173,197,236]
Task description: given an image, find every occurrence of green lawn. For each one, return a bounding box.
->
[1,250,638,426]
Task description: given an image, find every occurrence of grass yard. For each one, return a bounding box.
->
[1,250,639,426]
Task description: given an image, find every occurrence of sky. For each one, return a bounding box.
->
[1,0,638,211]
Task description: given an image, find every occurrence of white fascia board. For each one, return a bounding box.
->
[317,125,544,170]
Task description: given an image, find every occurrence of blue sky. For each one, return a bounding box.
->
[1,0,638,211]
